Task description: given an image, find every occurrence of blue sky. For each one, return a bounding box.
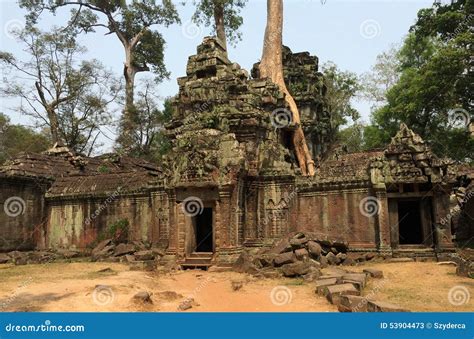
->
[0,0,434,151]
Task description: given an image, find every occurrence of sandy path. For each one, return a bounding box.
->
[0,261,472,312]
[0,262,335,312]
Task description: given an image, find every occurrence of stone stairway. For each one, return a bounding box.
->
[180,252,214,270]
[392,245,439,261]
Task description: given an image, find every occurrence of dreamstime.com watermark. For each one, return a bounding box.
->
[270,286,293,306]
[181,19,202,40]
[3,196,26,217]
[178,276,212,311]
[359,196,381,218]
[270,108,293,129]
[448,285,470,306]
[4,320,85,333]
[92,285,115,306]
[352,278,389,312]
[0,277,33,310]
[181,196,204,217]
[440,189,473,226]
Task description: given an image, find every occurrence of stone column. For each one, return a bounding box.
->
[375,187,391,252]
[218,188,231,248]
[166,191,178,254]
[432,189,455,251]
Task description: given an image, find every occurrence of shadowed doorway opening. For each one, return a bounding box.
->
[398,201,423,244]
[194,208,213,252]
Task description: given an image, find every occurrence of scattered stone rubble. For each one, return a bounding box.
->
[314,266,409,312]
[231,231,409,312]
[0,249,80,265]
[91,239,166,271]
[0,239,166,272]
[132,291,153,305]
[233,232,384,278]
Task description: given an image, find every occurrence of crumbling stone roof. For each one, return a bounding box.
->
[371,123,457,185]
[0,145,160,179]
[316,150,384,183]
[0,145,162,198]
[46,171,159,198]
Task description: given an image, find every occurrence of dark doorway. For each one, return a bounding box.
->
[398,201,423,244]
[195,208,213,252]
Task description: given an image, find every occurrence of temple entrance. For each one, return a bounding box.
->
[398,200,423,244]
[194,207,213,252]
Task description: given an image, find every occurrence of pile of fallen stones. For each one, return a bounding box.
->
[0,248,81,265]
[91,239,165,271]
[233,232,378,279]
[315,266,409,312]
[0,239,165,269]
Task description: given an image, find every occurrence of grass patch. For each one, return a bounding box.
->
[284,279,305,286]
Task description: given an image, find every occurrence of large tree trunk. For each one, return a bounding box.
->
[259,0,315,176]
[47,108,61,145]
[35,81,61,146]
[123,50,136,118]
[123,47,137,146]
[213,0,227,50]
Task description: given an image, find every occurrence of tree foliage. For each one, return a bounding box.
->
[116,79,173,162]
[20,0,181,149]
[0,26,120,155]
[191,0,247,47]
[0,113,50,164]
[322,61,361,133]
[366,0,473,160]
[360,44,400,110]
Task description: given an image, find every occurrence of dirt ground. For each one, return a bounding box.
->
[0,261,472,312]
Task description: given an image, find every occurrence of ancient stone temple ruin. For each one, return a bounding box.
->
[0,37,471,267]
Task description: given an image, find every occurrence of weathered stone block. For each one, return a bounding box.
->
[281,261,310,277]
[307,241,322,258]
[134,250,154,261]
[132,291,153,304]
[274,252,297,267]
[289,237,307,249]
[367,300,409,312]
[342,257,356,266]
[338,295,369,312]
[315,278,338,295]
[324,283,360,305]
[319,255,328,268]
[363,268,383,278]
[92,245,115,261]
[92,239,113,255]
[114,243,136,257]
[342,273,367,288]
[294,248,309,260]
[268,238,292,255]
[303,267,321,282]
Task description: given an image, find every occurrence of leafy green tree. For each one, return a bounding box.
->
[0,27,120,154]
[0,113,50,164]
[321,61,361,137]
[360,44,400,110]
[20,0,180,148]
[335,123,366,153]
[116,79,173,162]
[366,0,473,160]
[191,0,247,50]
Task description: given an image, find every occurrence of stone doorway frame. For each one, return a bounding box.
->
[184,201,216,256]
[388,196,435,249]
